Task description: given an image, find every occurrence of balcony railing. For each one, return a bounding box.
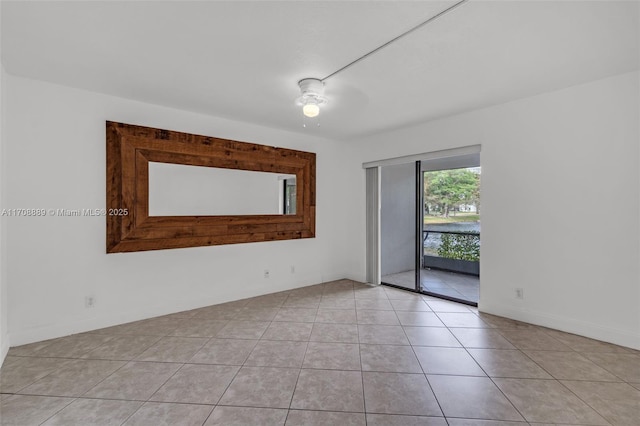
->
[423,230,480,276]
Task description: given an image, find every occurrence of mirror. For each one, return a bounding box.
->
[106,121,315,253]
[148,162,296,216]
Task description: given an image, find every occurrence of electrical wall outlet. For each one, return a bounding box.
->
[264,269,270,279]
[515,288,524,300]
[85,296,96,308]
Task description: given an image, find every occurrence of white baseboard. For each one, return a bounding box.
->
[479,301,640,350]
[0,335,8,367]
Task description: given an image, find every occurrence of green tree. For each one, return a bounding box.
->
[424,169,479,217]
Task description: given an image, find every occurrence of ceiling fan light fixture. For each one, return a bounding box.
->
[302,100,320,118]
[297,78,327,118]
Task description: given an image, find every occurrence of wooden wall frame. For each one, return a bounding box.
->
[106,121,316,253]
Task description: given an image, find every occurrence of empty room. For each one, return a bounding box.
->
[0,1,638,425]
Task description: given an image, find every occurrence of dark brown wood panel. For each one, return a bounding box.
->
[106,121,316,253]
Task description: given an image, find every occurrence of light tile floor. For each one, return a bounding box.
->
[382,269,480,303]
[1,280,638,425]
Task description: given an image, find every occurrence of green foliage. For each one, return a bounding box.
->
[424,168,480,217]
[437,233,480,261]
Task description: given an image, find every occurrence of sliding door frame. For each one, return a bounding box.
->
[365,145,480,306]
[414,161,423,292]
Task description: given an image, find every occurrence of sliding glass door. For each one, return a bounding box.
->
[380,162,419,291]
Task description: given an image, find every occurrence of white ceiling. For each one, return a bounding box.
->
[2,1,638,140]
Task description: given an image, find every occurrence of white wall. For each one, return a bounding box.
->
[347,71,640,349]
[380,163,416,276]
[4,74,353,346]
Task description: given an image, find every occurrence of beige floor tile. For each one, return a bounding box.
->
[150,364,239,404]
[310,323,359,343]
[7,339,59,357]
[302,342,361,370]
[205,406,287,426]
[123,402,213,426]
[282,296,321,308]
[0,395,74,425]
[435,312,490,328]
[524,350,620,381]
[25,334,114,358]
[19,359,125,397]
[288,287,323,298]
[233,307,280,321]
[498,330,573,351]
[468,349,552,379]
[422,295,443,301]
[168,319,229,337]
[561,380,640,426]
[403,326,460,347]
[219,366,299,408]
[83,361,181,400]
[189,338,257,365]
[360,344,422,373]
[583,352,640,382]
[366,413,446,425]
[261,322,313,341]
[396,311,444,327]
[291,369,364,412]
[192,306,243,321]
[356,310,400,325]
[384,288,424,301]
[286,410,366,425]
[81,335,162,360]
[426,301,472,313]
[273,308,317,322]
[450,328,516,349]
[8,283,638,425]
[474,313,533,329]
[355,298,394,310]
[41,398,142,426]
[321,292,355,302]
[245,295,288,308]
[428,375,523,421]
[358,325,410,345]
[542,330,634,354]
[414,347,485,376]
[314,309,357,324]
[245,340,308,368]
[354,286,389,299]
[363,372,442,416]
[390,299,431,311]
[215,320,270,339]
[318,298,356,309]
[0,356,70,393]
[135,336,208,362]
[100,317,181,336]
[494,378,608,424]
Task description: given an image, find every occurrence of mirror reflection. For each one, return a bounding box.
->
[149,162,296,216]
